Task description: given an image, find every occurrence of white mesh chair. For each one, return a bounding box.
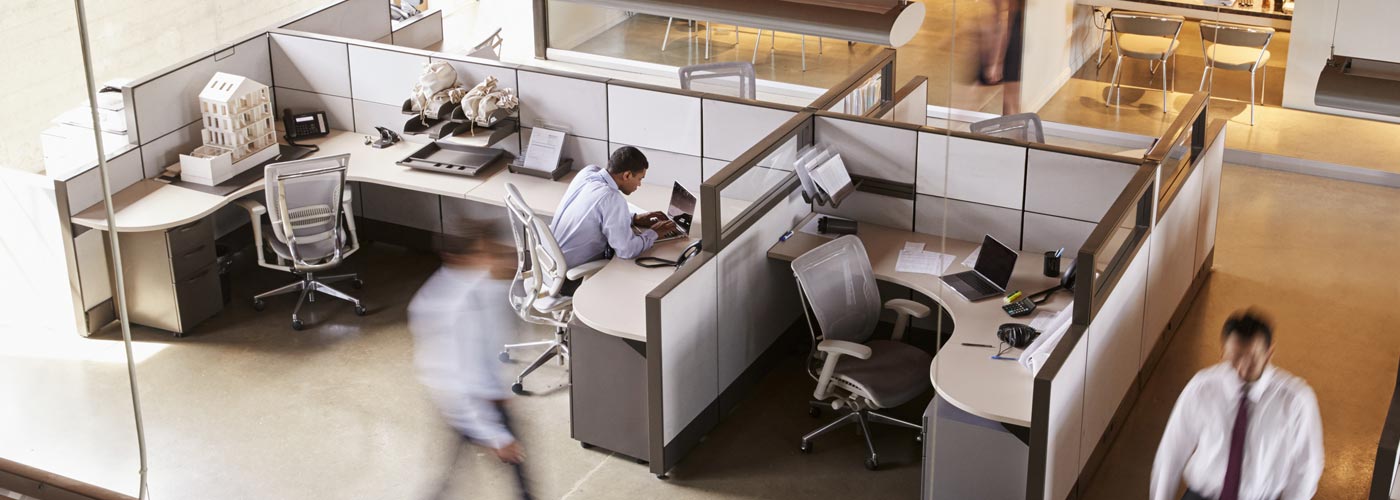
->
[791,235,933,470]
[679,61,757,99]
[752,29,823,72]
[499,183,605,394]
[235,154,364,330]
[1198,21,1274,125]
[1106,12,1185,113]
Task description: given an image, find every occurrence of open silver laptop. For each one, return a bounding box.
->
[654,182,696,242]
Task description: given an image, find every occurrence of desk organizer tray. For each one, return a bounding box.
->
[508,156,572,181]
[397,141,510,177]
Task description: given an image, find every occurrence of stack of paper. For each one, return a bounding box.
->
[895,242,955,276]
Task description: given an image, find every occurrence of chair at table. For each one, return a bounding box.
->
[499,183,605,394]
[235,154,365,331]
[791,235,933,470]
[679,61,756,100]
[1106,11,1185,113]
[1198,21,1274,125]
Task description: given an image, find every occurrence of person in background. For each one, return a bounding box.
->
[408,224,532,500]
[976,0,1025,115]
[550,146,676,294]
[1150,309,1324,500]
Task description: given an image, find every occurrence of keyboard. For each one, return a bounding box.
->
[946,272,1001,297]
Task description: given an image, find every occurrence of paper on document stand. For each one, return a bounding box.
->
[811,154,854,203]
[523,128,565,171]
[1028,311,1055,331]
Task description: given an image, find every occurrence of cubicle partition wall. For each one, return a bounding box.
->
[815,49,896,118]
[277,0,444,49]
[1028,94,1224,500]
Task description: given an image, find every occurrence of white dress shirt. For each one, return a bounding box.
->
[550,164,656,268]
[1151,363,1324,500]
[407,266,517,448]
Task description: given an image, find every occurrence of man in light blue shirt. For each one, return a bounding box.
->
[551,146,675,294]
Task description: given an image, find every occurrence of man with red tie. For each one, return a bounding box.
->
[1151,310,1324,500]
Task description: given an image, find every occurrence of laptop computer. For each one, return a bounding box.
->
[652,182,696,242]
[940,235,1018,302]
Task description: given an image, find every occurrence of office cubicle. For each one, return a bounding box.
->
[1029,94,1223,500]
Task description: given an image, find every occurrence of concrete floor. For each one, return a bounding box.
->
[5,163,1397,499]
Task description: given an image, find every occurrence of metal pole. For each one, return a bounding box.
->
[72,1,150,497]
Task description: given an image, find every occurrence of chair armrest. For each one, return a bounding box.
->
[817,339,872,360]
[883,298,930,318]
[234,199,269,267]
[234,199,266,217]
[565,260,607,281]
[884,298,930,342]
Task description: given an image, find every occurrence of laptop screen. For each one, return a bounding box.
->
[668,182,697,232]
[973,235,1017,288]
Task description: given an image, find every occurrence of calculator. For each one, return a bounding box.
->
[1002,296,1037,317]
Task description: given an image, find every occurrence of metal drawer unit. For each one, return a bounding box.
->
[119,218,222,335]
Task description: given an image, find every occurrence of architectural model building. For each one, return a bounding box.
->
[179,72,279,185]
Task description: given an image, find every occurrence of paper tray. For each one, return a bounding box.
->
[397,141,509,177]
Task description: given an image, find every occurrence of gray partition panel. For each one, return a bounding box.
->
[281,0,391,42]
[107,149,145,197]
[914,195,1022,249]
[433,56,518,90]
[607,86,702,157]
[523,127,608,171]
[275,87,354,133]
[349,45,427,106]
[816,190,915,231]
[518,70,608,141]
[140,121,202,178]
[359,183,442,232]
[131,35,271,146]
[1025,149,1137,223]
[270,33,352,98]
[1022,212,1097,256]
[918,133,1027,210]
[393,10,444,50]
[609,143,702,195]
[701,100,797,163]
[814,116,917,184]
[353,99,408,136]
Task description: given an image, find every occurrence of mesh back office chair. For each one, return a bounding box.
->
[1106,12,1185,113]
[235,154,365,330]
[1198,21,1274,125]
[970,112,1046,143]
[791,235,934,470]
[499,183,605,394]
[679,61,757,100]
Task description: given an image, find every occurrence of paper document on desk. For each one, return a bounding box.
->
[523,128,565,171]
[895,248,954,275]
[1028,311,1056,331]
[963,246,981,268]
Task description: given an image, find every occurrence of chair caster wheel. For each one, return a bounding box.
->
[580,442,593,449]
[799,441,812,454]
[656,474,669,480]
[354,305,367,316]
[291,319,304,330]
[864,457,879,471]
[253,299,265,311]
[511,383,525,395]
[499,352,511,362]
[351,278,363,289]
[808,406,821,418]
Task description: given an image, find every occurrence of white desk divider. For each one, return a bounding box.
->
[392,9,444,50]
[813,115,917,184]
[883,76,929,126]
[129,34,272,147]
[279,0,391,43]
[609,143,703,195]
[518,69,609,142]
[701,99,800,163]
[607,84,703,158]
[348,44,429,106]
[431,55,519,91]
[1025,149,1140,223]
[275,87,354,134]
[913,195,1023,249]
[270,32,352,98]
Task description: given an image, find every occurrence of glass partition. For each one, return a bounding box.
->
[702,113,811,249]
[1075,164,1156,324]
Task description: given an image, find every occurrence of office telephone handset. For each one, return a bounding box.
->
[1027,258,1078,304]
[283,108,328,152]
[635,240,703,269]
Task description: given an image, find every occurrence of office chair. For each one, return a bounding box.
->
[679,61,757,100]
[751,29,823,72]
[791,235,933,470]
[970,112,1046,143]
[1106,12,1184,113]
[500,183,605,394]
[235,154,365,330]
[1198,21,1274,125]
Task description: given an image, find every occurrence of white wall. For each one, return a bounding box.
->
[0,169,83,337]
[1283,0,1400,123]
[1021,0,1098,113]
[546,3,630,50]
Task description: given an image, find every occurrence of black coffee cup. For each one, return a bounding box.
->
[1043,251,1061,278]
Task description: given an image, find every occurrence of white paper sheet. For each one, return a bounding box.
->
[810,154,853,201]
[895,250,954,275]
[962,246,981,268]
[904,242,925,252]
[1028,311,1056,331]
[523,128,566,171]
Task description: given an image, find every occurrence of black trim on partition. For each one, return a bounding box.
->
[533,0,549,60]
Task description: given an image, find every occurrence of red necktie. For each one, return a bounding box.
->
[1220,388,1250,500]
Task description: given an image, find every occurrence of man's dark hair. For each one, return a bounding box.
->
[607,146,649,175]
[1222,309,1273,347]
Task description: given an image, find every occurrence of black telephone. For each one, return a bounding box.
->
[1027,258,1078,304]
[283,109,329,140]
[635,240,703,269]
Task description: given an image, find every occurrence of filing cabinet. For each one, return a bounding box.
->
[118,217,223,335]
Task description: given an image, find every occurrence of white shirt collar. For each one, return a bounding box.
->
[1221,363,1275,402]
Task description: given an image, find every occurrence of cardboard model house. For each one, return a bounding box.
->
[179,72,279,186]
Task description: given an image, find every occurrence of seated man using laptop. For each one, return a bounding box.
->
[551,146,677,295]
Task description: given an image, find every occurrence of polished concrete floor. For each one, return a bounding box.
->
[5,164,1397,499]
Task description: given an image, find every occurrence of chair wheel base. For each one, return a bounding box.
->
[511,383,525,395]
[864,457,879,471]
[252,299,265,311]
[354,305,367,316]
[499,352,511,363]
[291,319,304,330]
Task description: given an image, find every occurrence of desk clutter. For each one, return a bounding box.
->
[403,62,519,139]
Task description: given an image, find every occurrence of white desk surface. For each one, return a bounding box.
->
[69,128,702,343]
[768,213,1072,427]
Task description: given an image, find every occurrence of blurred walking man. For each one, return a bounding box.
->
[1151,310,1323,500]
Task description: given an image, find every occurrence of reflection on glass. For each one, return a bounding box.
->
[717,135,799,228]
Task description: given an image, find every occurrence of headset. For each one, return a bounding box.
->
[997,323,1040,349]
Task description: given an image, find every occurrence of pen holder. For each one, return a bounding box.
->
[1043,252,1060,278]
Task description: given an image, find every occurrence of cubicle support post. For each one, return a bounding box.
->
[534,0,550,59]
